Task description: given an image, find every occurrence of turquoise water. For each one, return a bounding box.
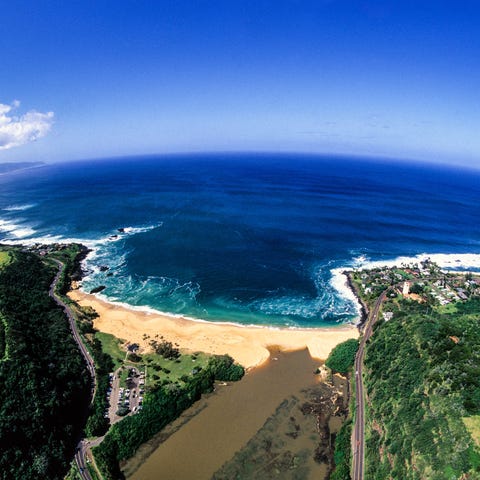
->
[1,153,479,326]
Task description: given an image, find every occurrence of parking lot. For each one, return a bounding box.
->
[106,366,146,424]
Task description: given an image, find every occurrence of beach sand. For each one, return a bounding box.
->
[69,289,359,369]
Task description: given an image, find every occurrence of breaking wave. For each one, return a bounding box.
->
[0,219,37,239]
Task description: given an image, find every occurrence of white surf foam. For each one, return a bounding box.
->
[329,251,480,326]
[89,291,316,331]
[119,223,163,235]
[348,252,480,272]
[0,219,36,239]
[2,203,36,212]
[0,222,162,248]
[330,267,363,317]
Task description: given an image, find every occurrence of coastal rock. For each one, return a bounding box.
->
[99,265,109,272]
[71,244,92,281]
[89,285,106,294]
[344,271,368,328]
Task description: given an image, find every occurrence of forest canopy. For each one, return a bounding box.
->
[364,298,480,479]
[325,338,359,374]
[0,248,90,480]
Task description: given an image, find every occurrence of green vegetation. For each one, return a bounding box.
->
[207,353,245,381]
[149,337,180,359]
[65,461,84,480]
[47,244,89,296]
[0,242,246,480]
[464,416,480,449]
[94,353,244,479]
[139,336,228,390]
[409,282,424,294]
[142,351,209,388]
[325,338,359,375]
[96,332,125,369]
[87,462,102,480]
[0,250,8,361]
[363,297,480,479]
[0,251,10,266]
[0,248,90,479]
[0,315,6,361]
[94,369,215,479]
[330,418,352,480]
[85,337,114,437]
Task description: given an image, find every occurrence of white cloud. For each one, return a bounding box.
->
[0,101,54,150]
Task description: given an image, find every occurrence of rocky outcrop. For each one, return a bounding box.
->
[89,285,106,294]
[344,271,368,329]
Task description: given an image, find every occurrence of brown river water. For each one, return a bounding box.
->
[125,348,347,480]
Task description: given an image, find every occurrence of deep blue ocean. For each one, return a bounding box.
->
[1,153,479,327]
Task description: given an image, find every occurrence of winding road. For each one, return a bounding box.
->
[352,289,388,480]
[49,259,97,480]
[49,260,96,384]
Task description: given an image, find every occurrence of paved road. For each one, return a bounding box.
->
[74,441,91,479]
[49,260,96,385]
[352,289,388,480]
[49,260,97,480]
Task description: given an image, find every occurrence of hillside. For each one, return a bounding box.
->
[0,245,90,480]
[353,265,480,479]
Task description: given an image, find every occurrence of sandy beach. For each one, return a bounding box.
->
[69,289,359,369]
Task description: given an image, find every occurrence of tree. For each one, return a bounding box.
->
[410,283,424,294]
[207,354,245,381]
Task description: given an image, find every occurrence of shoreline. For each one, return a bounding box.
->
[69,288,359,369]
[82,290,357,331]
[344,271,369,327]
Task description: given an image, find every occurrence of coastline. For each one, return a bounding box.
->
[69,288,359,369]
[344,271,369,326]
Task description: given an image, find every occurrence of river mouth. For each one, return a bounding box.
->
[124,347,348,480]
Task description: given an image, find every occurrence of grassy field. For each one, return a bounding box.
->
[141,350,211,388]
[95,332,125,369]
[95,331,212,390]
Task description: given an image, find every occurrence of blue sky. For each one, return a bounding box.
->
[1,0,479,167]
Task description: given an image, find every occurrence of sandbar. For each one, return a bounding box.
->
[69,289,359,369]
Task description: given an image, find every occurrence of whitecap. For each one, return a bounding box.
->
[119,223,163,235]
[2,203,36,212]
[0,219,36,239]
[0,222,162,251]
